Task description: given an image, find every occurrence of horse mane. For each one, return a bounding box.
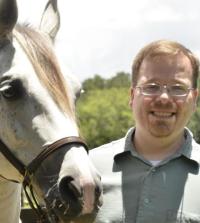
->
[13,24,76,121]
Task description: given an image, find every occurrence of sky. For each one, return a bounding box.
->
[17,0,200,81]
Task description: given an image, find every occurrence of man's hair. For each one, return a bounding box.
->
[131,40,200,88]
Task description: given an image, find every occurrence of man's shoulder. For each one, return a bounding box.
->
[182,128,200,165]
[89,138,125,172]
[89,137,125,157]
[89,127,134,158]
[190,137,200,164]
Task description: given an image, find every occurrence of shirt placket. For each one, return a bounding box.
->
[136,166,157,223]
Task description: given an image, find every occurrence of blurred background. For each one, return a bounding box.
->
[18,0,200,81]
[17,0,200,148]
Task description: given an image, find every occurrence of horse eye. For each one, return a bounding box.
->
[1,85,15,99]
[0,79,24,100]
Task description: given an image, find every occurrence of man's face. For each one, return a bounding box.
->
[130,54,198,139]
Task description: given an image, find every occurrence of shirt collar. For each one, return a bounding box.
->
[114,127,135,161]
[180,128,200,165]
[114,127,200,166]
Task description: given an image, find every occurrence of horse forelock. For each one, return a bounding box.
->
[13,24,76,121]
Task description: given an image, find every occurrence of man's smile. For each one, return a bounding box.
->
[150,111,176,119]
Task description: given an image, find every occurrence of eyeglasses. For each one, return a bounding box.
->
[136,83,194,97]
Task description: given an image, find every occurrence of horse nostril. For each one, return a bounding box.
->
[95,184,103,208]
[58,176,83,218]
[59,176,82,202]
[95,185,102,198]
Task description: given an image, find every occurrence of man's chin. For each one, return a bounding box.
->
[149,126,174,138]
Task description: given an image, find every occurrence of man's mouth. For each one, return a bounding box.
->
[150,111,176,118]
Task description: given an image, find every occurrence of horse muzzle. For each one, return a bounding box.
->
[29,138,103,222]
[42,173,102,222]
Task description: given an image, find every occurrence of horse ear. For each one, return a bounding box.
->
[0,0,18,37]
[39,0,60,41]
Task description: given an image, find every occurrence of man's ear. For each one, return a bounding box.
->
[129,87,134,107]
[192,88,199,111]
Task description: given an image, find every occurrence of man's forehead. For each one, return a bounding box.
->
[143,53,191,65]
[139,53,193,73]
[136,53,193,84]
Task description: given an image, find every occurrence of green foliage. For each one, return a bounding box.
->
[76,87,133,148]
[82,75,105,91]
[82,72,131,91]
[106,72,131,88]
[187,76,200,143]
[188,102,200,143]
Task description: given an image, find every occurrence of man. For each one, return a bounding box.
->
[90,40,200,223]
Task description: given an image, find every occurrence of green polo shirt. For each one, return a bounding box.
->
[89,127,200,223]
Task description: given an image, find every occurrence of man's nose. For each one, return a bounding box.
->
[157,86,172,103]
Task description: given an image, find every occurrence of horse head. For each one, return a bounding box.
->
[0,0,102,222]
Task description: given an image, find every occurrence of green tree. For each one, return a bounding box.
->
[188,99,200,143]
[82,74,105,91]
[106,72,131,88]
[82,72,131,91]
[187,76,200,143]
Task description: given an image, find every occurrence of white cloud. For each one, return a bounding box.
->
[144,7,183,22]
[17,0,200,81]
[18,0,47,25]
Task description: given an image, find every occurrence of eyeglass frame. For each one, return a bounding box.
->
[135,83,194,97]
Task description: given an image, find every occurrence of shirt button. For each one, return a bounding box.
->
[144,198,149,204]
[152,168,156,172]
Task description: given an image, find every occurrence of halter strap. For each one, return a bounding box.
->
[0,136,88,178]
[27,136,88,177]
[0,139,25,176]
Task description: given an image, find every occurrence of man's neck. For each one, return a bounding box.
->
[133,129,185,161]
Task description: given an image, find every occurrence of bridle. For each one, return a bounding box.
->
[0,136,88,223]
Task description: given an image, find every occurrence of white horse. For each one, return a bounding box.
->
[0,0,102,222]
